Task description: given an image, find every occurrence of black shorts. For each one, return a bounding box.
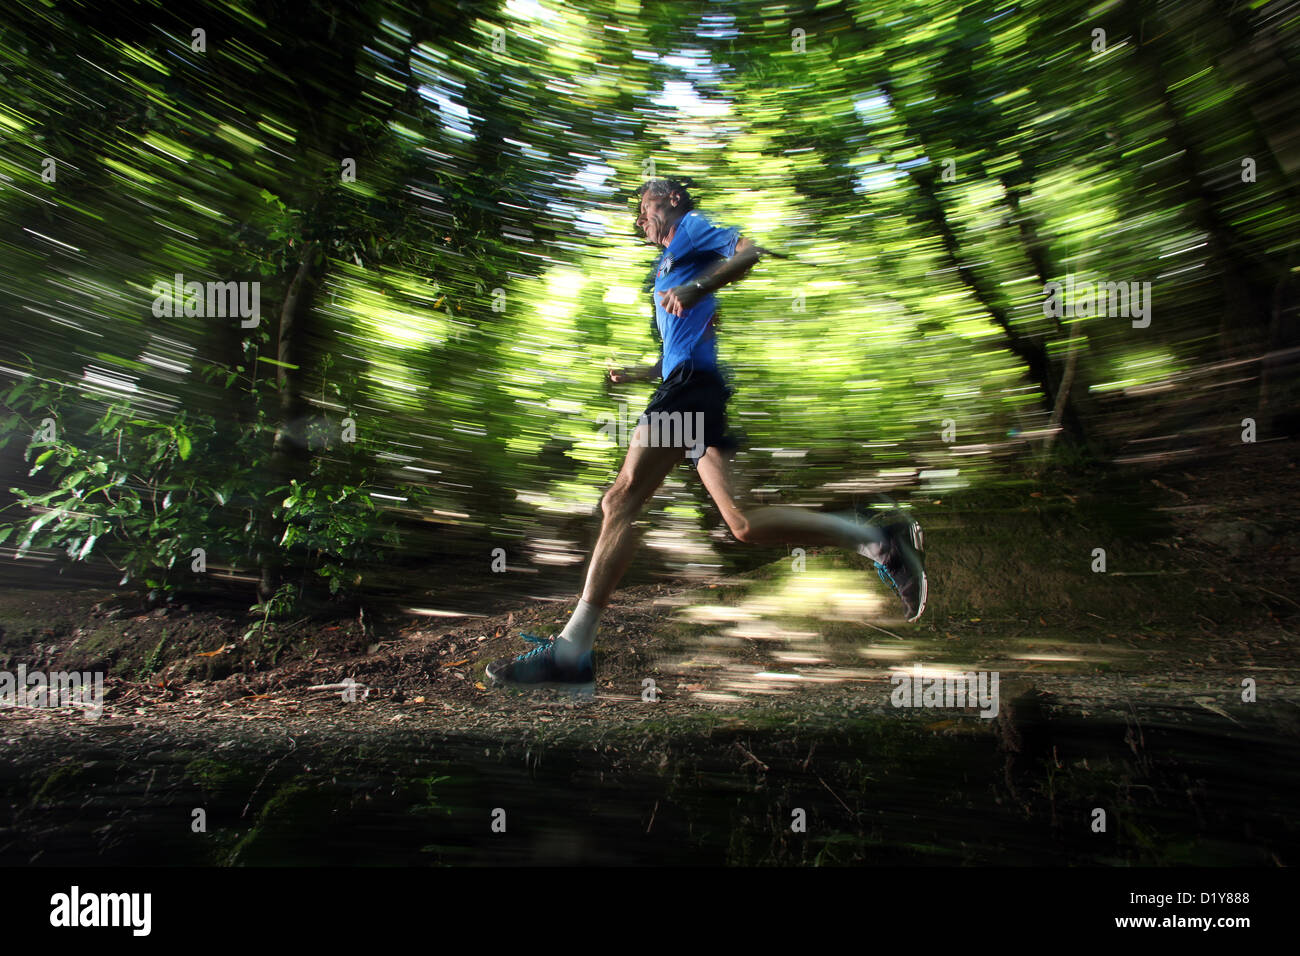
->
[639,362,740,463]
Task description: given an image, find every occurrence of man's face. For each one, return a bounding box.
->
[636,191,683,247]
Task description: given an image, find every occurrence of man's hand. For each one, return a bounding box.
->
[606,362,660,384]
[658,282,704,317]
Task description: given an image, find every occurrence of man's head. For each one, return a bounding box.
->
[635,178,694,247]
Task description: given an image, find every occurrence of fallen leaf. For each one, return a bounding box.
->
[1193,697,1241,725]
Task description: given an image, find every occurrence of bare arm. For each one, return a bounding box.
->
[658,237,763,316]
[607,359,661,384]
[695,237,762,294]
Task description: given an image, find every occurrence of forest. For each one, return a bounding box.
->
[0,0,1297,876]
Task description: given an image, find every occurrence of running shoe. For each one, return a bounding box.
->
[873,514,927,623]
[484,633,595,695]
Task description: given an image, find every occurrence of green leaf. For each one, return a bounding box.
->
[17,488,65,507]
[177,433,192,460]
[16,508,64,556]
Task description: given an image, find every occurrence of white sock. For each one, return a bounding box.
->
[555,598,602,666]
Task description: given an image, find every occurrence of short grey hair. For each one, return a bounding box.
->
[636,177,694,212]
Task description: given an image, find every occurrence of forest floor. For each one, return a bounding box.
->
[1,440,1298,864]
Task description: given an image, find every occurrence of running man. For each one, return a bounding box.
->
[486,178,926,692]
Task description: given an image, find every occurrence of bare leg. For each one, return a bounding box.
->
[695,446,887,557]
[579,423,686,607]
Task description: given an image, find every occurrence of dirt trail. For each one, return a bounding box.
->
[1,442,1298,864]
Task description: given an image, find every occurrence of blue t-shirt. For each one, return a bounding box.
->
[652,210,740,378]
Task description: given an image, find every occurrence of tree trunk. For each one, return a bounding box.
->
[1124,0,1278,359]
[910,165,1088,447]
[258,240,321,602]
[1001,178,1090,455]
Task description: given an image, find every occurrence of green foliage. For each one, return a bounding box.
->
[411,774,454,817]
[0,347,419,606]
[0,376,242,593]
[277,479,397,596]
[244,583,297,659]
